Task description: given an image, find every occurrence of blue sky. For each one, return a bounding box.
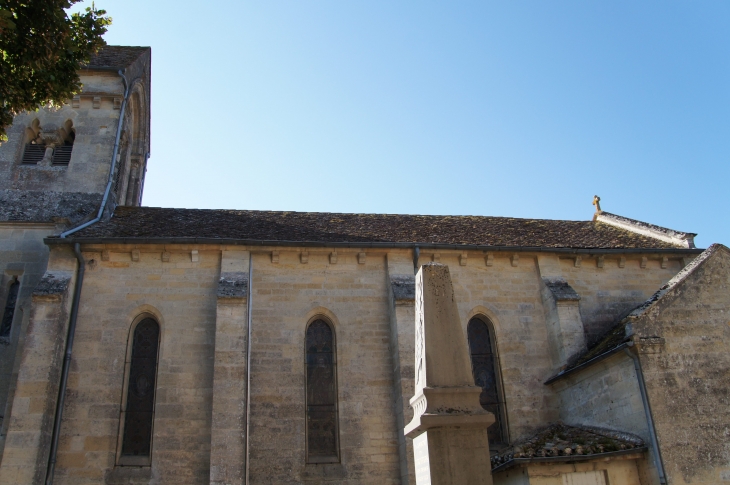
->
[72,1,729,247]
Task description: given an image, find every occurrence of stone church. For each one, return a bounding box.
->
[0,46,728,485]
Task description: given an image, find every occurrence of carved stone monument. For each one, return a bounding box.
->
[404,263,494,485]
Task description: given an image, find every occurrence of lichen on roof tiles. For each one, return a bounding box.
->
[63,206,692,250]
[491,423,645,470]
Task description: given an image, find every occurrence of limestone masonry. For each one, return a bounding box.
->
[0,46,727,485]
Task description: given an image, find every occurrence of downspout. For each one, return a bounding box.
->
[244,252,253,485]
[45,243,85,484]
[60,69,130,238]
[413,246,420,273]
[624,345,667,485]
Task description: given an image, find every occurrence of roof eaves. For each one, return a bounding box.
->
[43,236,706,255]
[491,447,647,474]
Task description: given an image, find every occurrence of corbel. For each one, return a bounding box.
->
[300,251,309,264]
[191,250,199,262]
[113,97,122,110]
[72,96,81,109]
[574,256,582,268]
[131,249,140,262]
[640,256,647,269]
[162,251,171,263]
[485,252,494,267]
[432,253,440,263]
[618,256,626,268]
[596,256,604,268]
[101,249,110,261]
[357,252,367,264]
[93,96,101,109]
[511,254,519,267]
[329,251,337,264]
[459,252,467,266]
[271,251,279,264]
[661,256,668,269]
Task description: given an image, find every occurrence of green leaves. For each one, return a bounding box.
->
[0,0,111,141]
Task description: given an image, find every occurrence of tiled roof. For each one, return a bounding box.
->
[491,423,645,472]
[60,206,696,250]
[85,46,149,70]
[0,190,101,225]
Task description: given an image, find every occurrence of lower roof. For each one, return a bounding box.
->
[48,206,699,251]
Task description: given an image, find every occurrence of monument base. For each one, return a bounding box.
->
[413,428,493,485]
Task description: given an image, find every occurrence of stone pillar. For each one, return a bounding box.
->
[209,250,250,485]
[386,253,417,485]
[536,255,585,369]
[404,263,494,485]
[0,248,77,484]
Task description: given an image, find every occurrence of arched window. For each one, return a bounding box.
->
[467,317,506,446]
[1,277,20,338]
[120,317,160,464]
[305,319,339,463]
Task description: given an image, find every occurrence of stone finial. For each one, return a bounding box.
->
[593,195,602,213]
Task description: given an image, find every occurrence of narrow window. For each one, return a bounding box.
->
[121,318,160,463]
[1,277,20,337]
[467,317,506,446]
[305,319,339,462]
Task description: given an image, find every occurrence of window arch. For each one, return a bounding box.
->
[305,318,340,463]
[467,316,507,446]
[119,317,160,465]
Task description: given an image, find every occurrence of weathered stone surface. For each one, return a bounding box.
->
[390,274,415,304]
[217,271,249,299]
[0,190,100,225]
[32,272,71,297]
[543,278,580,302]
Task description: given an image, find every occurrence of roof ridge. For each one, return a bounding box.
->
[595,211,696,249]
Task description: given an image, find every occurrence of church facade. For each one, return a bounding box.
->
[0,46,728,485]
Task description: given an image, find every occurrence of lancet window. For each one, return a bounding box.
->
[120,317,160,463]
[305,319,340,463]
[1,277,20,338]
[467,316,506,446]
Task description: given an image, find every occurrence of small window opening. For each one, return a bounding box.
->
[467,317,506,446]
[120,318,160,463]
[1,277,20,338]
[305,319,340,463]
[52,129,74,166]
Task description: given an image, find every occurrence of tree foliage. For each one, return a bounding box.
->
[0,1,111,141]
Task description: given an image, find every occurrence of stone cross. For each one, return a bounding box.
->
[404,263,494,485]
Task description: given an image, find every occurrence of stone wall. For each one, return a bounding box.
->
[559,254,685,347]
[632,245,730,485]
[549,353,660,485]
[0,243,694,484]
[0,224,55,463]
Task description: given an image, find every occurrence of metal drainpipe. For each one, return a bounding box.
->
[413,246,420,273]
[60,69,130,238]
[244,252,253,485]
[45,243,85,484]
[624,345,667,485]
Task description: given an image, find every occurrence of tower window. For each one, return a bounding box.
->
[1,277,20,338]
[52,129,74,166]
[467,317,506,446]
[21,143,46,165]
[305,319,339,463]
[120,318,160,463]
